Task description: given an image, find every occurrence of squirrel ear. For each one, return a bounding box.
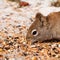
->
[35,13,47,27]
[35,13,42,20]
[35,12,46,22]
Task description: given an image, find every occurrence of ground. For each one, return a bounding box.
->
[0,0,60,60]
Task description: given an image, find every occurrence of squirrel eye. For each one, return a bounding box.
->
[31,29,38,36]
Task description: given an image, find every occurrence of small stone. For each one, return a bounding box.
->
[52,47,56,50]
[2,42,6,45]
[52,54,56,57]
[9,42,13,45]
[52,44,56,48]
[23,52,27,56]
[0,48,3,52]
[31,45,36,48]
[23,41,27,44]
[0,55,3,60]
[9,58,15,60]
[31,56,38,60]
[58,44,60,48]
[4,45,10,50]
[5,57,9,60]
[14,37,19,39]
[16,25,21,27]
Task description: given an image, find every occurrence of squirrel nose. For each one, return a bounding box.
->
[26,36,31,40]
[26,36,30,39]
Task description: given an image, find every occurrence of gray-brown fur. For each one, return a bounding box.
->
[26,12,60,43]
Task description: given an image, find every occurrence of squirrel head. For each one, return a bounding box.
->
[26,13,51,43]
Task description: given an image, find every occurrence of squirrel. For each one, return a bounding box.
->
[26,11,60,43]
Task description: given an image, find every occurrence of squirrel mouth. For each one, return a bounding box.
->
[26,36,60,44]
